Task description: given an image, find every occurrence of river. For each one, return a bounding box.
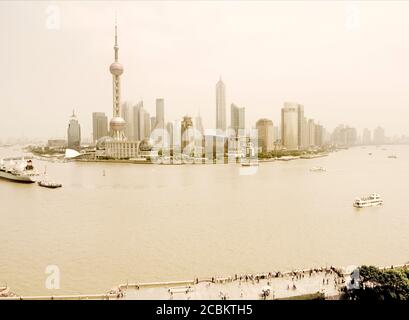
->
[0,145,408,295]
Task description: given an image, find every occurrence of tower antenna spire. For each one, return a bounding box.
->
[114,12,119,62]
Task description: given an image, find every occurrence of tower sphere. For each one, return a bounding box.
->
[110,116,126,131]
[110,62,124,76]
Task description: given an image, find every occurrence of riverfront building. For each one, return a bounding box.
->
[331,125,357,146]
[281,102,299,150]
[67,110,81,150]
[256,119,274,153]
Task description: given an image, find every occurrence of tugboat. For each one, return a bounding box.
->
[38,180,62,189]
[353,193,383,208]
[241,162,259,167]
[0,159,39,183]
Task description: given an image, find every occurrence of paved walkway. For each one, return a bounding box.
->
[120,268,345,300]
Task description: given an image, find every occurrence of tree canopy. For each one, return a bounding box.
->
[342,265,409,301]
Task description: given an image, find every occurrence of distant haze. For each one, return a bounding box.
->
[1,1,409,141]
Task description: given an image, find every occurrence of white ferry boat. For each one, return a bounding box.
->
[310,166,326,172]
[353,193,383,208]
[0,159,39,183]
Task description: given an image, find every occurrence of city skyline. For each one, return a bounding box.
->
[1,1,409,141]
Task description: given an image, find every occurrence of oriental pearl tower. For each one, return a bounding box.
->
[109,17,126,141]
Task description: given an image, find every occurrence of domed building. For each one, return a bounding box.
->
[96,136,113,150]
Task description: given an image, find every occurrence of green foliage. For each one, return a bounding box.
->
[257,146,332,159]
[342,265,409,301]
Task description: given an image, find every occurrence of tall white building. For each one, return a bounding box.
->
[281,102,299,150]
[216,77,226,132]
[155,98,165,129]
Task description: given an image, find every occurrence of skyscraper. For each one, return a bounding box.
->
[256,119,274,153]
[373,126,386,145]
[150,117,157,133]
[216,77,226,132]
[308,119,315,147]
[67,110,81,150]
[331,125,357,146]
[92,112,108,143]
[144,111,151,138]
[166,122,174,148]
[230,103,245,136]
[195,112,204,136]
[109,17,126,141]
[345,127,357,146]
[363,128,372,145]
[181,116,194,152]
[315,123,324,147]
[155,98,165,129]
[297,104,304,149]
[281,102,299,150]
[133,101,145,141]
[302,116,309,148]
[121,101,134,139]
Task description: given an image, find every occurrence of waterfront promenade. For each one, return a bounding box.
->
[2,264,408,300]
[118,267,344,300]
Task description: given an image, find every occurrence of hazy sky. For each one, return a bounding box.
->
[1,1,409,141]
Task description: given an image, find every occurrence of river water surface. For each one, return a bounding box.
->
[0,146,408,295]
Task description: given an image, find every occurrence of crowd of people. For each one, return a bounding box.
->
[110,265,348,300]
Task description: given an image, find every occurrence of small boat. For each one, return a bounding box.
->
[368,153,372,155]
[353,193,383,208]
[310,166,326,172]
[38,180,62,189]
[241,162,259,167]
